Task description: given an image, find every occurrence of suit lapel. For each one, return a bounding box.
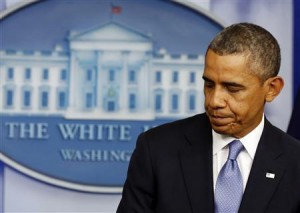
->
[239,119,287,212]
[179,114,215,213]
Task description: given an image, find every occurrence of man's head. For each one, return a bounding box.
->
[207,22,281,82]
[203,23,284,138]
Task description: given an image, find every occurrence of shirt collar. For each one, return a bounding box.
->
[212,116,265,159]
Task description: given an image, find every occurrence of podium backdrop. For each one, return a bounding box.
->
[0,0,297,212]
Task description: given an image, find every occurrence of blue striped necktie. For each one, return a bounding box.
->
[215,140,244,213]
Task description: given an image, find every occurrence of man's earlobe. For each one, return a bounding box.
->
[265,76,284,102]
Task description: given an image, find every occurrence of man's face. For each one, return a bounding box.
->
[203,50,269,138]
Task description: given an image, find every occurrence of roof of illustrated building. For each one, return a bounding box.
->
[68,22,152,42]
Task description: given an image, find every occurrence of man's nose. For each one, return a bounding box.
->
[208,89,227,109]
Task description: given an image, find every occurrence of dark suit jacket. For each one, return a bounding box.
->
[117,113,300,213]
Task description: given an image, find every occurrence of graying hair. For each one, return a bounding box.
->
[208,23,281,81]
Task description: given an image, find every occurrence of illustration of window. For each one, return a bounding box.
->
[190,72,195,83]
[172,71,178,83]
[60,69,67,81]
[23,89,31,108]
[105,88,118,112]
[85,92,93,109]
[5,89,14,108]
[189,93,196,111]
[154,89,164,112]
[42,69,49,80]
[109,69,115,82]
[129,70,136,83]
[40,90,49,108]
[107,101,115,111]
[25,68,31,80]
[129,93,136,110]
[155,94,162,112]
[155,71,161,83]
[57,90,67,109]
[171,94,179,111]
[7,68,14,80]
[86,69,93,81]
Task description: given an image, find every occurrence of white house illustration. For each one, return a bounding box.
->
[0,22,205,120]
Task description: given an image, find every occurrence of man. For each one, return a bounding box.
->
[117,23,300,213]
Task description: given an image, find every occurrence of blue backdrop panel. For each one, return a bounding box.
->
[293,0,300,96]
[287,0,300,140]
[0,161,3,213]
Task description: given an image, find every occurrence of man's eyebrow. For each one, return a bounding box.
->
[202,76,213,82]
[222,82,245,88]
[202,75,245,88]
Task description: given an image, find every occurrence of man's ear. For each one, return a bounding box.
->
[264,76,284,102]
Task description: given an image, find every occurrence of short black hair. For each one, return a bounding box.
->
[208,23,281,81]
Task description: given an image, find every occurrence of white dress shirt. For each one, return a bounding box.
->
[212,117,264,191]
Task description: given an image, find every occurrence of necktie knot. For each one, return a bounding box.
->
[228,140,244,160]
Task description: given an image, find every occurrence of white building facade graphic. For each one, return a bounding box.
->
[0,22,205,120]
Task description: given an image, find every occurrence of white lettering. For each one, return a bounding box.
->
[60,149,132,162]
[120,125,131,141]
[79,124,94,140]
[58,123,131,142]
[5,122,18,138]
[58,124,80,140]
[5,122,49,139]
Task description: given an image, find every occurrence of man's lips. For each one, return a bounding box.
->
[210,115,227,119]
[208,114,233,126]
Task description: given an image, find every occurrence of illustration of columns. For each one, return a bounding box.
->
[145,52,152,111]
[120,51,129,112]
[139,53,151,111]
[69,52,80,111]
[96,51,103,111]
[181,87,186,116]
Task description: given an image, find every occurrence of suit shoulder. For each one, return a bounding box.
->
[138,113,209,148]
[269,122,300,159]
[284,133,300,158]
[270,122,300,147]
[146,113,208,136]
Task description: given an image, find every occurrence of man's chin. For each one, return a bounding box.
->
[211,123,236,136]
[212,128,231,135]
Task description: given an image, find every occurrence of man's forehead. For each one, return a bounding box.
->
[206,48,251,57]
[204,51,253,73]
